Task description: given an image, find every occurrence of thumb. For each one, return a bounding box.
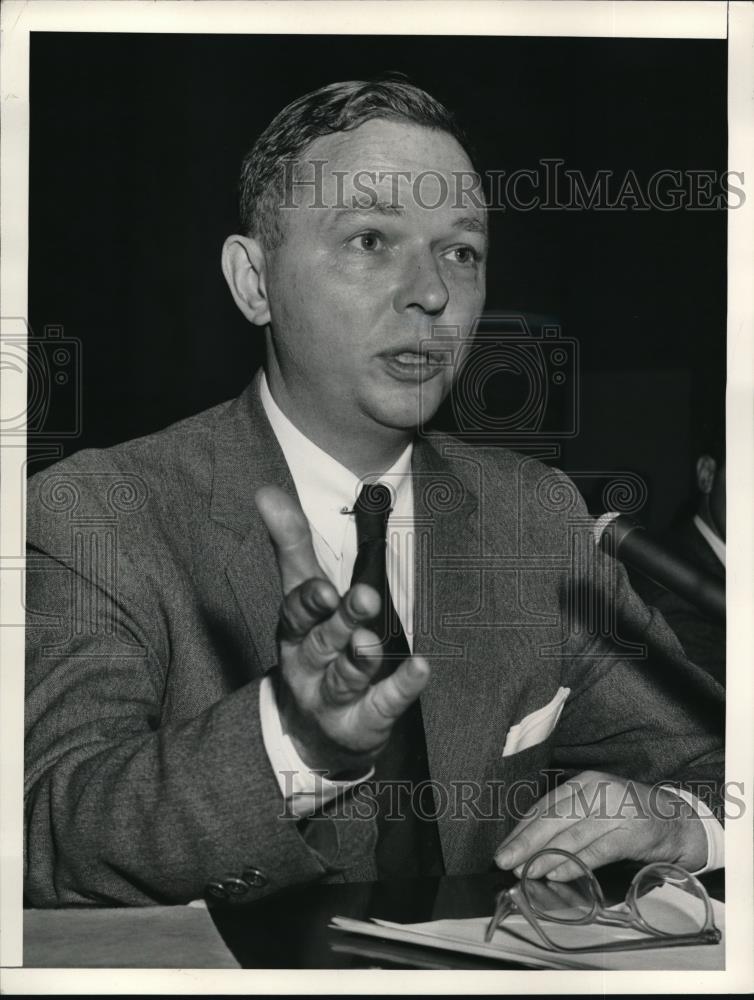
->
[368,655,431,722]
[255,485,323,593]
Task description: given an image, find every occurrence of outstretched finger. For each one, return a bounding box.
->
[279,577,340,643]
[255,485,323,594]
[367,655,430,723]
[299,584,381,670]
[321,628,384,704]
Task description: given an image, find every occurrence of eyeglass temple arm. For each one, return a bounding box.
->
[485,891,516,943]
[541,928,722,954]
[485,888,561,951]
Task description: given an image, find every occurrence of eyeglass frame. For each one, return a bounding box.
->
[484,847,721,952]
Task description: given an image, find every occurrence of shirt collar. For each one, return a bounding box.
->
[259,371,413,557]
[692,514,726,567]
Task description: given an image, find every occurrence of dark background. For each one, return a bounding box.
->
[28,33,727,533]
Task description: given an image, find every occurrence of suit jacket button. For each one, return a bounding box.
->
[205,879,229,900]
[222,876,250,897]
[242,867,268,888]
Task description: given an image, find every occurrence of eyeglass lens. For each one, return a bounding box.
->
[632,864,708,935]
[521,851,598,924]
[520,850,710,943]
[523,871,597,921]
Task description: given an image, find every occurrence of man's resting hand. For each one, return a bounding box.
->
[494,771,709,879]
[255,485,428,777]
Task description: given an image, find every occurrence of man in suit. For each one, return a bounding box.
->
[633,442,725,684]
[24,78,725,907]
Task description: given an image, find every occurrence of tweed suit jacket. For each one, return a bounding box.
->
[24,375,725,907]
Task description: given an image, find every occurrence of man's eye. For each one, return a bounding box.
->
[445,246,480,265]
[349,232,383,252]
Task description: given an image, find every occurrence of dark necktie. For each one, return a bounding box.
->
[350,483,445,878]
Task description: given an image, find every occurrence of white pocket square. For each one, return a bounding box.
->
[502,686,571,758]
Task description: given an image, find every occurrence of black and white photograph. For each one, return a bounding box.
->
[1,0,752,991]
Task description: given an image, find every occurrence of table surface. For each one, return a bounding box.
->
[209,865,725,969]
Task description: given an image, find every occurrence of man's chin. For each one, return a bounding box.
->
[369,380,448,432]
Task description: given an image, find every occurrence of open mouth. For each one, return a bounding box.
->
[382,348,449,382]
[389,349,449,366]
[395,351,431,364]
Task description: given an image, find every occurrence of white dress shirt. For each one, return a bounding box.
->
[258,373,413,818]
[256,373,723,872]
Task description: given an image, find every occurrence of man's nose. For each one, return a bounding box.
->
[393,250,449,315]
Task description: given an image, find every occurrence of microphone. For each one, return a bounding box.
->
[594,513,725,623]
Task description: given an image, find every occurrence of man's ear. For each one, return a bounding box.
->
[696,454,717,494]
[221,235,271,326]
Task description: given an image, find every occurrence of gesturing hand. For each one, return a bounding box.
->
[255,485,430,776]
[494,771,708,880]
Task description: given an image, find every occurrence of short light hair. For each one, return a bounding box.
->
[238,74,472,249]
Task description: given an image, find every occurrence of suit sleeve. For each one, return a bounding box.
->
[550,499,725,820]
[24,537,375,907]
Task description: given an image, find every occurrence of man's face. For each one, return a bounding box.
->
[262,119,487,445]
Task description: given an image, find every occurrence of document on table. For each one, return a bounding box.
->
[330,884,725,971]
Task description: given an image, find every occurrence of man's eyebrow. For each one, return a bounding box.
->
[327,203,488,236]
[453,215,488,236]
[328,200,405,220]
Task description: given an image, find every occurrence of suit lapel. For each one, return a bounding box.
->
[209,373,294,675]
[411,435,493,868]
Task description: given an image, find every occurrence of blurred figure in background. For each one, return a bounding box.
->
[633,420,725,685]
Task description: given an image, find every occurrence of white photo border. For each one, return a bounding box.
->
[1,0,751,993]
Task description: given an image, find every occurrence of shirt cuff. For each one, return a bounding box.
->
[258,673,373,820]
[660,785,724,874]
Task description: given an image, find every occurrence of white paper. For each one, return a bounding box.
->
[330,884,725,971]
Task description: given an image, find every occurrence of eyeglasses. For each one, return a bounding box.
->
[485,848,721,953]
